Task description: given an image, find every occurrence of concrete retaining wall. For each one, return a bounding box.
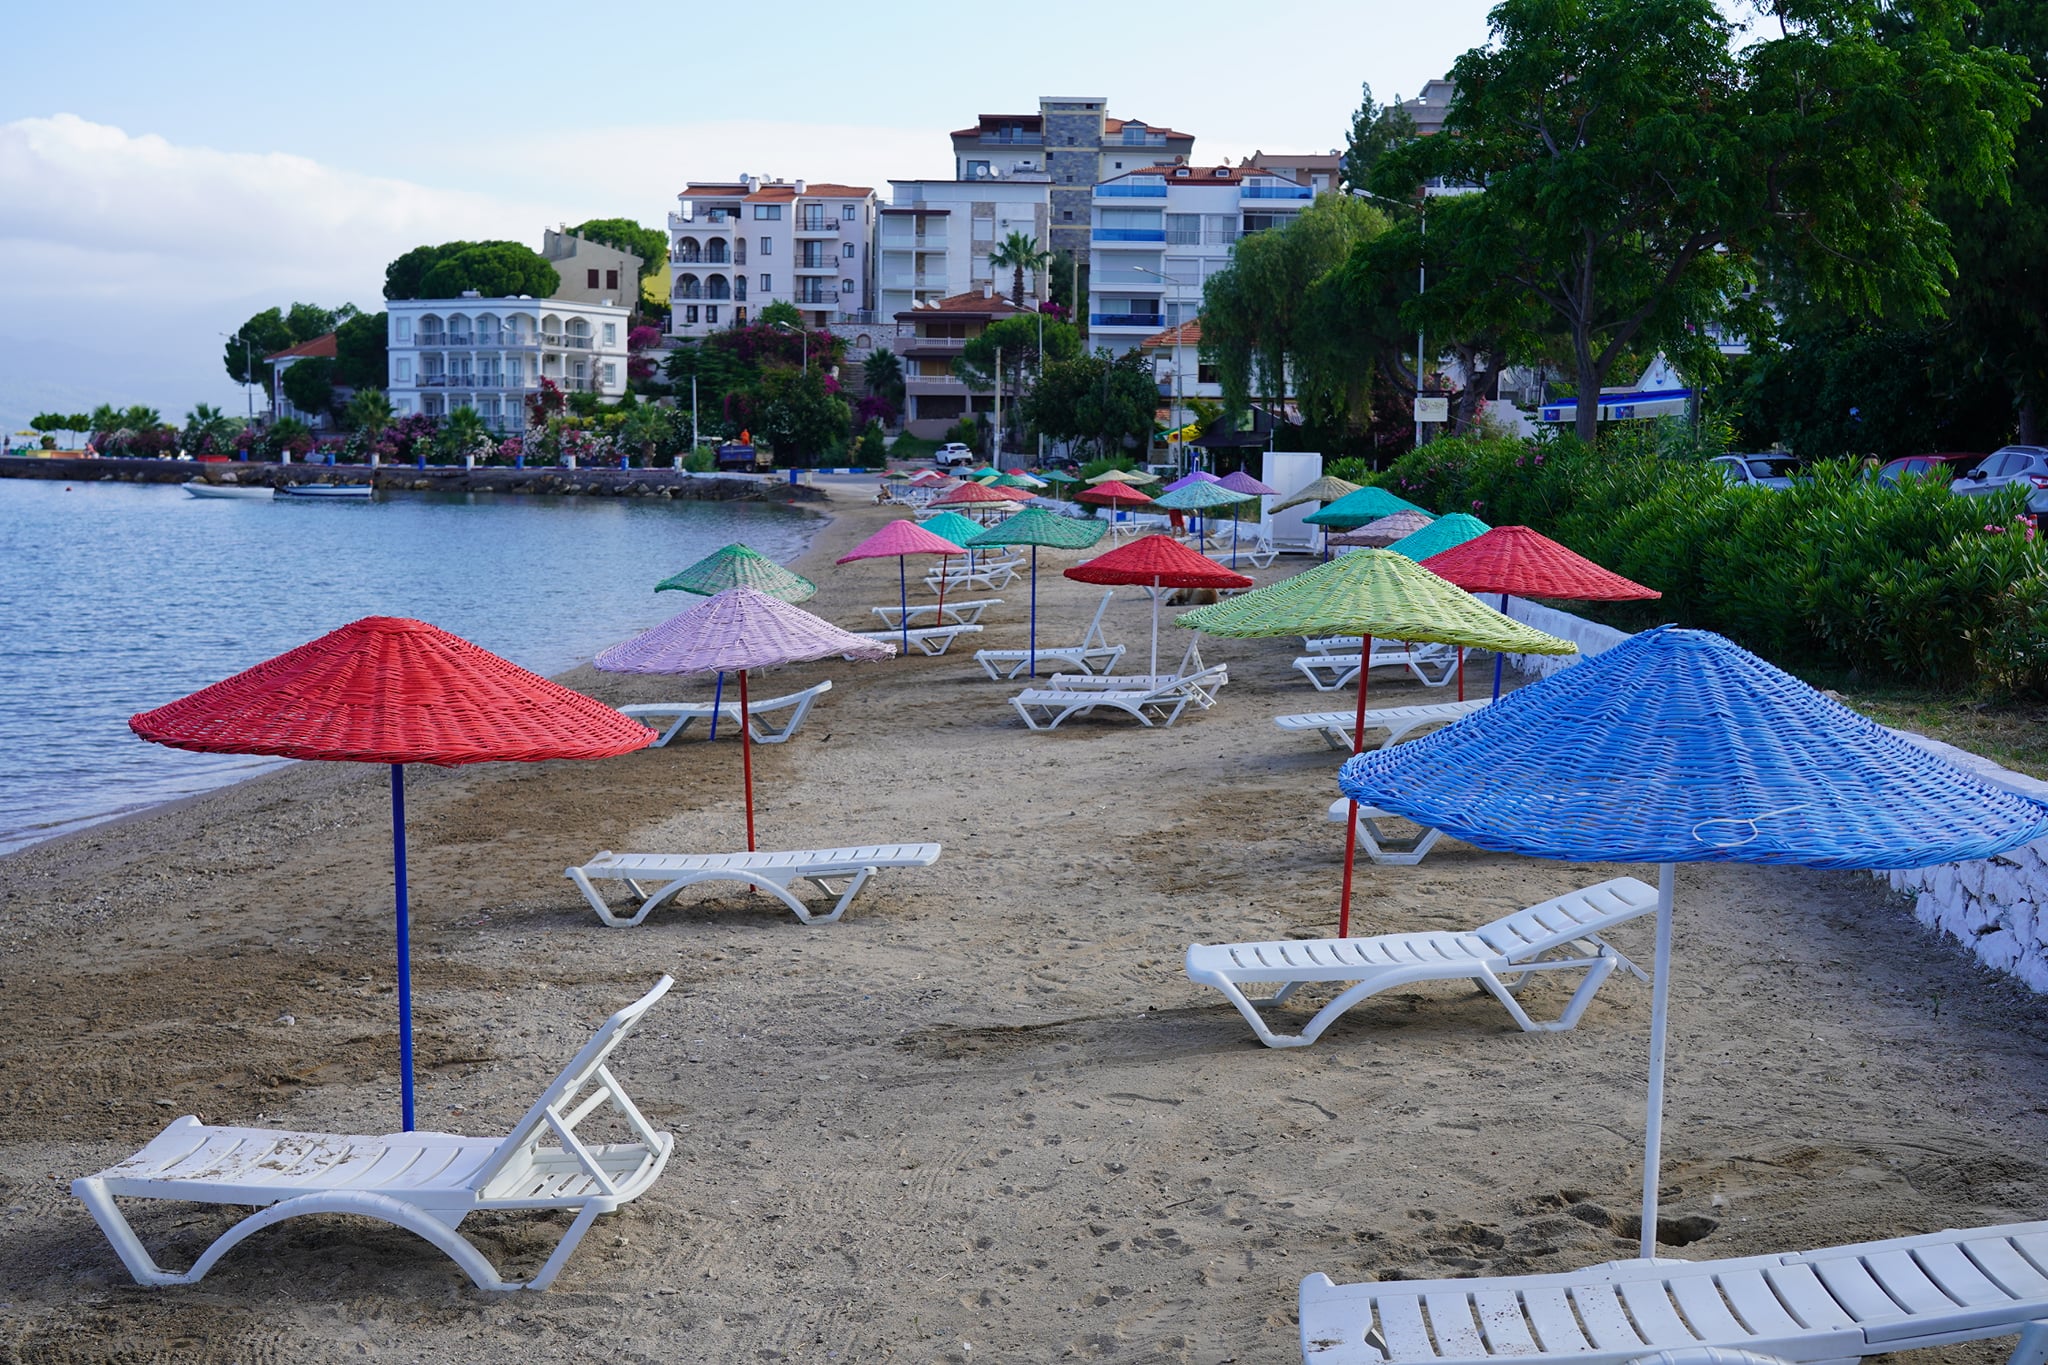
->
[0,457,824,503]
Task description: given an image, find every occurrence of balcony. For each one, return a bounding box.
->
[670,213,735,230]
[973,132,1043,146]
[794,290,840,307]
[1096,182,1167,199]
[1165,226,1241,246]
[794,258,839,274]
[417,375,522,389]
[1113,132,1169,147]
[1093,228,1167,244]
[670,251,733,268]
[540,334,595,349]
[882,274,950,291]
[1091,313,1165,329]
[1242,184,1315,200]
[794,218,841,236]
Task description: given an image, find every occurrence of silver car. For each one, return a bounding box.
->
[1709,454,1797,490]
[1949,445,2048,512]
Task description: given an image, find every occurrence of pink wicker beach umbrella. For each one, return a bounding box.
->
[836,519,965,653]
[596,587,893,851]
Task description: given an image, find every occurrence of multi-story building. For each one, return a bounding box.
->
[891,290,1027,438]
[1238,151,1342,194]
[1087,164,1312,356]
[541,228,642,306]
[949,99,1194,257]
[878,176,1050,320]
[666,175,877,339]
[385,293,632,432]
[266,332,340,429]
[1401,79,1457,136]
[1138,319,1220,435]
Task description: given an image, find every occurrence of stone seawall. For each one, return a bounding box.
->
[0,456,826,503]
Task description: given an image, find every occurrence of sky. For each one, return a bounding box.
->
[0,0,1498,436]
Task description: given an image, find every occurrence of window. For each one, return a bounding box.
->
[842,279,854,294]
[395,317,412,343]
[842,204,856,220]
[760,236,772,255]
[505,357,522,384]
[753,204,782,220]
[1198,362,1219,385]
[734,276,747,300]
[602,322,617,345]
[685,305,699,324]
[760,274,772,291]
[1114,161,1123,169]
[587,269,600,288]
[735,306,747,324]
[394,396,412,415]
[706,305,719,323]
[843,241,855,257]
[396,358,412,383]
[602,363,617,387]
[966,160,990,178]
[1062,209,1073,220]
[916,358,953,377]
[605,269,619,291]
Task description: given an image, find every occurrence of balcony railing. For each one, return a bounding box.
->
[1092,228,1167,243]
[794,218,840,234]
[1242,184,1315,199]
[1096,182,1167,198]
[974,132,1043,145]
[1091,313,1165,328]
[417,375,523,388]
[795,290,840,306]
[1165,227,1241,246]
[670,253,732,267]
[1114,132,1169,147]
[540,334,595,349]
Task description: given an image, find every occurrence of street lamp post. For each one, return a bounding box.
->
[1353,189,1428,449]
[772,318,810,375]
[220,330,257,421]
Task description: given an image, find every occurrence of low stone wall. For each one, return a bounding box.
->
[1877,733,2048,994]
[0,456,824,503]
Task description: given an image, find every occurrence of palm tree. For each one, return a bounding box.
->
[862,349,905,416]
[344,388,396,438]
[437,405,489,463]
[989,232,1050,309]
[183,403,229,454]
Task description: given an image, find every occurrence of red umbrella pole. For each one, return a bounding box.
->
[1337,635,1373,938]
[739,668,757,852]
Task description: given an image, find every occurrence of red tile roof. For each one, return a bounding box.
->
[800,183,873,197]
[893,292,1029,322]
[1118,164,1301,186]
[266,332,337,362]
[1105,117,1193,139]
[1138,319,1202,349]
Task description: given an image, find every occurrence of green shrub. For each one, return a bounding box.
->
[944,417,981,452]
[855,420,889,467]
[682,445,717,473]
[1366,433,2048,693]
[1078,454,1137,482]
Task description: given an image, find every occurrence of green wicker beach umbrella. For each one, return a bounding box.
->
[1152,481,1257,561]
[1384,511,1490,561]
[655,543,817,602]
[1178,549,1575,935]
[919,511,987,547]
[1302,485,1435,529]
[991,472,1039,489]
[1269,473,1361,513]
[1039,470,1079,485]
[967,508,1109,676]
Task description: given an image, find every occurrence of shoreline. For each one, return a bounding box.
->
[6,487,2048,1363]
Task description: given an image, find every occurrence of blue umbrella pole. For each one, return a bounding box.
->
[1491,592,1508,700]
[899,558,909,654]
[1028,544,1039,677]
[390,763,416,1132]
[1230,517,1239,570]
[708,671,724,740]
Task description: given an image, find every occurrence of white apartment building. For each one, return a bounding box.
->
[667,175,877,338]
[385,294,632,433]
[1087,164,1312,356]
[878,177,1051,320]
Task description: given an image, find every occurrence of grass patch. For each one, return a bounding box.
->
[888,433,941,464]
[1835,689,2048,780]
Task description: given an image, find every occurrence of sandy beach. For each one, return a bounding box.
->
[6,486,2048,1365]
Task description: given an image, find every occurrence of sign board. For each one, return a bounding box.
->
[1414,396,1450,423]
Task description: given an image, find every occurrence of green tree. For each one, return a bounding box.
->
[437,406,490,461]
[570,218,667,281]
[1388,0,2033,442]
[756,300,804,330]
[281,358,337,419]
[182,403,232,454]
[1339,82,1418,194]
[333,311,389,389]
[954,314,1081,390]
[616,404,674,464]
[385,241,558,300]
[284,302,343,344]
[757,369,851,467]
[989,232,1051,308]
[862,349,906,416]
[224,308,292,386]
[344,388,396,437]
[855,419,889,466]
[1021,349,1157,459]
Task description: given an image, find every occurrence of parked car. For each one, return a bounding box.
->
[934,442,975,469]
[1949,445,2048,512]
[1709,454,1798,490]
[1870,453,1982,488]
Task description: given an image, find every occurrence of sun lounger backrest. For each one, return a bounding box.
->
[1471,877,1659,962]
[474,976,672,1194]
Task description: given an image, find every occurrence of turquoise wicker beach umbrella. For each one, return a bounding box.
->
[1340,625,2048,1257]
[918,511,986,547]
[968,507,1109,675]
[655,543,816,601]
[1383,511,1490,561]
[1152,481,1256,560]
[1302,485,1435,529]
[1039,470,1079,486]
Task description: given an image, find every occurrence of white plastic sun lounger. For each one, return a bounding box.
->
[854,624,984,656]
[1185,876,1656,1048]
[619,680,833,746]
[1012,665,1229,730]
[1277,698,1493,751]
[567,844,943,925]
[871,597,1003,628]
[1298,1219,2048,1365]
[73,977,674,1292]
[1039,635,1206,692]
[975,589,1126,679]
[1324,795,1449,865]
[924,558,1022,592]
[1295,644,1462,691]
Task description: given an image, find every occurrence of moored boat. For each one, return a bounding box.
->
[183,481,274,499]
[275,483,373,500]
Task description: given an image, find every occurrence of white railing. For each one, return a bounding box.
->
[540,334,595,349]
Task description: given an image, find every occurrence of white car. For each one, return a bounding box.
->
[1950,445,2048,513]
[934,442,975,469]
[1709,454,1797,490]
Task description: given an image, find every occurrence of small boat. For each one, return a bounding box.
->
[275,483,373,500]
[183,480,274,499]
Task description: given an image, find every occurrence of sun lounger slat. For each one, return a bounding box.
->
[1866,1249,1969,1315]
[1470,1289,1540,1356]
[1517,1287,1592,1353]
[1565,1283,1642,1350]
[1713,1268,1808,1336]
[1665,1275,1751,1341]
[1614,1279,1698,1347]
[1762,1263,1860,1330]
[1377,1294,1440,1360]
[1424,1293,1491,1358]
[1962,1236,2048,1299]
[1811,1255,1914,1324]
[1910,1243,2012,1308]
[569,844,941,925]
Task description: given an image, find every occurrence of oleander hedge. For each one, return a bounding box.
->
[1346,435,2048,695]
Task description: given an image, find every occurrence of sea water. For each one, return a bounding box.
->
[0,479,817,853]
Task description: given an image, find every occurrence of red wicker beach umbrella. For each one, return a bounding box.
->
[928,481,1021,509]
[1074,479,1154,511]
[129,616,654,1131]
[1066,534,1251,674]
[1422,525,1662,699]
[836,518,967,653]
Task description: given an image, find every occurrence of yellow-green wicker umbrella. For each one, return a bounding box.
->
[1269,473,1361,514]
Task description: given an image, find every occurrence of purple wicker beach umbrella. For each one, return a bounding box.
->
[1339,626,2048,1259]
[597,587,893,852]
[1216,470,1279,567]
[1163,470,1223,492]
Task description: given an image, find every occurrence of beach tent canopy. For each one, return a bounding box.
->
[968,507,1109,552]
[1067,534,1251,591]
[1038,469,1079,485]
[1303,485,1435,528]
[656,543,817,602]
[1420,525,1662,601]
[1383,511,1491,561]
[1327,510,1433,548]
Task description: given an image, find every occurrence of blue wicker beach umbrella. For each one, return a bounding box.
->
[1339,625,2048,1258]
